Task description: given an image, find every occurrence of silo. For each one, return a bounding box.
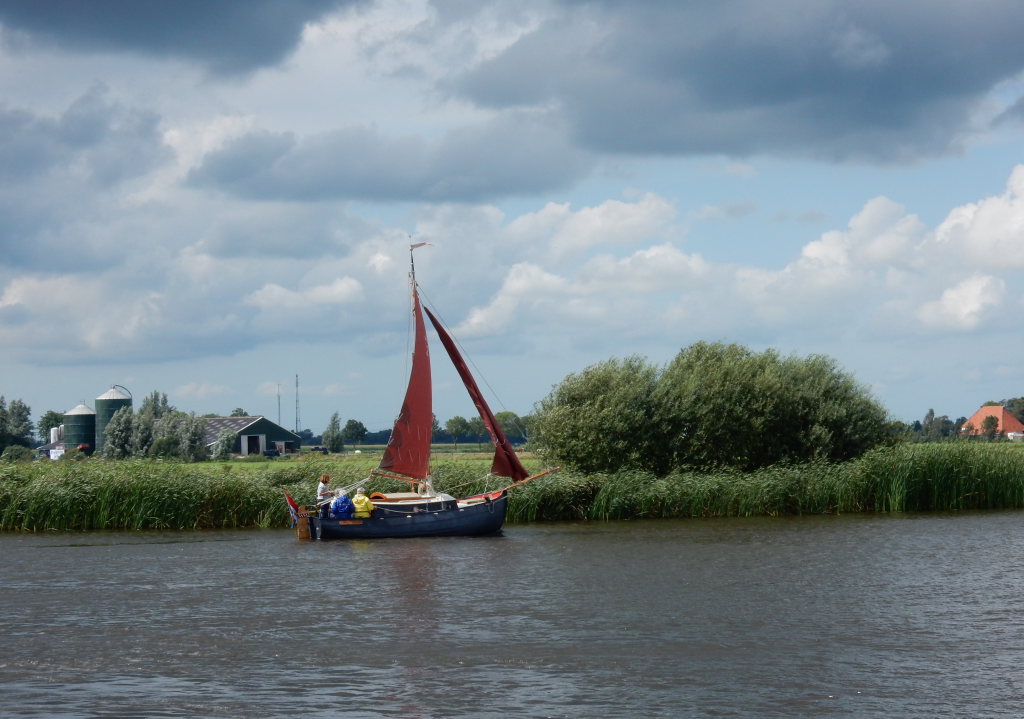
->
[95,386,132,453]
[63,404,96,455]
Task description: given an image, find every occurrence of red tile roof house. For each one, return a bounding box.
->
[960,405,1024,438]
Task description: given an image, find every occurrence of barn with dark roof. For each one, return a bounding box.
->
[203,416,301,456]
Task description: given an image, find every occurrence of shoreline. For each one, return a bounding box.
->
[3,442,1023,531]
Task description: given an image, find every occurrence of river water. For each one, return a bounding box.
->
[2,512,1024,718]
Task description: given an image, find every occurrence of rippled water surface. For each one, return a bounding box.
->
[3,513,1024,718]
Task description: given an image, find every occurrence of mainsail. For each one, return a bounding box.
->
[378,282,433,480]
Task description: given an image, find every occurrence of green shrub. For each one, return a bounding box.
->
[1,445,34,463]
[535,341,890,474]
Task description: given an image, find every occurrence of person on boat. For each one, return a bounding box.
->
[352,487,374,518]
[330,489,354,519]
[317,474,333,500]
[317,474,332,518]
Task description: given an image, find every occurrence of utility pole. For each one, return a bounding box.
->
[294,374,301,434]
[277,383,281,425]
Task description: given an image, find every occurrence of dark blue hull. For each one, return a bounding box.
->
[311,492,507,540]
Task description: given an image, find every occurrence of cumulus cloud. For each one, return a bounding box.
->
[503,193,677,260]
[579,244,710,293]
[917,275,1007,331]
[449,167,1024,356]
[457,262,570,339]
[6,154,1024,377]
[0,275,166,362]
[728,197,924,327]
[456,237,714,346]
[930,165,1024,269]
[244,277,364,310]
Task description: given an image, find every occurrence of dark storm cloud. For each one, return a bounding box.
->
[188,111,593,202]
[0,0,365,73]
[453,0,1024,162]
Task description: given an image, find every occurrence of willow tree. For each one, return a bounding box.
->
[533,342,890,474]
[533,356,663,474]
[652,342,890,471]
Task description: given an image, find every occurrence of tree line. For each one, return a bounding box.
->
[4,344,1023,471]
[899,398,1024,442]
[0,389,535,462]
[316,411,532,453]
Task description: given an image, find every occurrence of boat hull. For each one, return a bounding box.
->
[311,492,507,540]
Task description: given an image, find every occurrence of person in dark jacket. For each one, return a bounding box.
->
[330,489,355,519]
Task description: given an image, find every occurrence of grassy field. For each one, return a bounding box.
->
[2,442,1024,531]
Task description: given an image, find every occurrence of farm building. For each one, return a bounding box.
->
[960,405,1024,437]
[203,416,302,456]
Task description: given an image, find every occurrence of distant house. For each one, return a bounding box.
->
[960,405,1024,437]
[203,416,302,456]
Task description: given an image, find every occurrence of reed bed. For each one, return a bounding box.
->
[2,442,1023,532]
[850,442,1024,512]
[586,462,853,520]
[582,443,1024,519]
[0,456,518,532]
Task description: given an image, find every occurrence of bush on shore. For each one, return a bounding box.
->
[533,342,891,474]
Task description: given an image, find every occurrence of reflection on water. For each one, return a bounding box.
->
[2,513,1024,717]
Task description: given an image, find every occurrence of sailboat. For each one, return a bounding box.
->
[304,243,555,540]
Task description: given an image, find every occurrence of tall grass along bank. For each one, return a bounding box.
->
[582,443,1024,519]
[2,443,1023,531]
[0,456,520,532]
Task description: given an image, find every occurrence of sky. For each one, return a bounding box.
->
[3,0,1024,437]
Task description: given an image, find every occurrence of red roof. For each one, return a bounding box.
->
[961,405,1024,435]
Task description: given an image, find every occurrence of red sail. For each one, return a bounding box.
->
[379,287,433,480]
[424,306,529,481]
